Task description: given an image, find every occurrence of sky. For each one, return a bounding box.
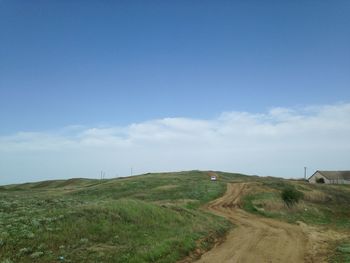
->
[0,1,350,184]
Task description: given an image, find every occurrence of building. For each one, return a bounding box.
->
[308,170,350,184]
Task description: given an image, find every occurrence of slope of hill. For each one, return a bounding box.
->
[1,171,349,262]
[0,171,243,263]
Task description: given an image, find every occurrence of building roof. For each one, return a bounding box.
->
[315,171,350,180]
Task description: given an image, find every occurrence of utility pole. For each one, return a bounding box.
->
[130,167,133,176]
[304,166,307,180]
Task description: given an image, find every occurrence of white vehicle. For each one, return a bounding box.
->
[210,176,217,181]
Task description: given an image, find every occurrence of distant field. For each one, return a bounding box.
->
[0,171,244,263]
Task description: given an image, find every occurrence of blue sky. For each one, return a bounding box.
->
[1,0,349,133]
[0,1,350,183]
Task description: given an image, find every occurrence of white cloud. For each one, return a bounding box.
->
[1,103,350,184]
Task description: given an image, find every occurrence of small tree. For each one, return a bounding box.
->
[281,187,303,208]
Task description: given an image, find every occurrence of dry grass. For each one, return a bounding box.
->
[258,199,285,211]
[302,190,331,203]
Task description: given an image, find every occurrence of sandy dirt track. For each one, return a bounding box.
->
[195,183,336,263]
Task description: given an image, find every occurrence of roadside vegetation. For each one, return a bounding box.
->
[242,178,350,262]
[0,171,240,263]
[330,241,350,262]
[242,178,350,228]
[281,187,303,207]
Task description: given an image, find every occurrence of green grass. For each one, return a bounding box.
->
[0,171,241,263]
[72,171,231,204]
[330,241,350,263]
[3,171,348,262]
[242,182,350,228]
[242,192,276,215]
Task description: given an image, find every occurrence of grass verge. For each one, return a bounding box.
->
[242,181,350,228]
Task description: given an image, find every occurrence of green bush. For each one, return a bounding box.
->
[281,187,304,207]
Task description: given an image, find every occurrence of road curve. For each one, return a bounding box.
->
[195,183,309,263]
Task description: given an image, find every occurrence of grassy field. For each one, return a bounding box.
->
[0,171,242,263]
[2,171,349,262]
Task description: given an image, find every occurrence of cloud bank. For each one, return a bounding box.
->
[1,103,350,184]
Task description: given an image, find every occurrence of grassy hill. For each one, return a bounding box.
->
[1,171,349,262]
[0,171,244,263]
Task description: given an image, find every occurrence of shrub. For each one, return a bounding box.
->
[281,187,304,207]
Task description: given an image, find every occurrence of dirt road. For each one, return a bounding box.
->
[195,183,329,263]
